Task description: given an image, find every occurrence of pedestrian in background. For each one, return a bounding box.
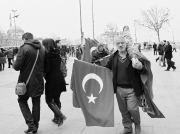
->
[164,41,176,71]
[172,42,177,52]
[13,32,45,134]
[162,40,167,67]
[91,43,109,65]
[156,42,164,66]
[153,42,157,55]
[43,38,67,127]
[0,48,6,71]
[76,45,83,60]
[6,47,14,68]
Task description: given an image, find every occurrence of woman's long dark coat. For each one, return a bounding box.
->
[45,50,66,96]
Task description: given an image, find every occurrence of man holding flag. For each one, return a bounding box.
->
[104,35,146,134]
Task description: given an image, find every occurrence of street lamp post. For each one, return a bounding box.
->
[79,0,84,47]
[12,10,19,47]
[134,20,137,43]
[12,10,17,47]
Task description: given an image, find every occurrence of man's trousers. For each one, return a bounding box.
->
[116,87,140,132]
[18,95,41,130]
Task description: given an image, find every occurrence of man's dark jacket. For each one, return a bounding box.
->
[105,51,147,97]
[13,39,45,97]
[164,44,172,59]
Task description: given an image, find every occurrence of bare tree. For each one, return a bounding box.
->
[138,6,172,42]
[103,23,119,45]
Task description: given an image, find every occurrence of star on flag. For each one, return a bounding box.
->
[87,93,97,104]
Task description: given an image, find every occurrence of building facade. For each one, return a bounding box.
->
[0,26,24,47]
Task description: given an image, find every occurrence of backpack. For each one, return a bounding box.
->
[60,56,67,77]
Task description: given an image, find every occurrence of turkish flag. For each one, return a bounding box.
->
[99,55,111,66]
[81,38,97,63]
[70,60,114,127]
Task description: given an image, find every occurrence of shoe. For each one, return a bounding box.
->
[135,125,141,134]
[47,102,64,127]
[61,114,67,121]
[52,116,58,124]
[24,128,37,134]
[57,116,63,127]
[156,59,158,62]
[164,69,170,71]
[173,67,176,71]
[120,130,132,134]
[162,65,166,67]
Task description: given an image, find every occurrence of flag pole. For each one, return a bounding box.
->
[92,0,95,39]
[79,0,84,47]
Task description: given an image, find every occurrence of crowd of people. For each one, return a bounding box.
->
[0,47,19,71]
[153,40,177,71]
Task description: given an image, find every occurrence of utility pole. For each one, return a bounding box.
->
[134,20,137,43]
[92,0,95,39]
[79,0,84,47]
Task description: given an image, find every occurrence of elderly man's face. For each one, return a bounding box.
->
[116,40,127,52]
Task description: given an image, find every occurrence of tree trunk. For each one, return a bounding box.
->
[157,30,160,43]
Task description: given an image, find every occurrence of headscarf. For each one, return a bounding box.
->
[42,38,56,52]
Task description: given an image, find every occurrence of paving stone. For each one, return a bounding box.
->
[81,125,119,134]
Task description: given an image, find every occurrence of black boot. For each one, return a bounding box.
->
[52,114,58,124]
[47,102,63,127]
[57,104,67,122]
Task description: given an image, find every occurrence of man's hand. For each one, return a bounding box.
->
[132,58,143,70]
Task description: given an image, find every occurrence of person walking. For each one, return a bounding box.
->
[0,48,6,71]
[156,42,164,66]
[153,42,157,55]
[76,45,83,60]
[13,32,45,133]
[104,36,147,134]
[164,41,176,71]
[6,47,14,68]
[162,40,167,67]
[172,42,177,52]
[43,38,67,127]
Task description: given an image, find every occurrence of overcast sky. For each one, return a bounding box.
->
[0,0,180,42]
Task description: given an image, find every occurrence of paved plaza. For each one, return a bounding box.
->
[0,50,180,134]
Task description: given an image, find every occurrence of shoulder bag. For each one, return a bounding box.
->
[15,49,39,95]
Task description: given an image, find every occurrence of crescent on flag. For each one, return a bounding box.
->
[82,73,103,94]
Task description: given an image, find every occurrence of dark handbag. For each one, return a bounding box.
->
[15,50,39,95]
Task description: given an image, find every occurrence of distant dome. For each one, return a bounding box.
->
[7,26,24,34]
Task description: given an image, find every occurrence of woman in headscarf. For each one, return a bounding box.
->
[42,38,66,127]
